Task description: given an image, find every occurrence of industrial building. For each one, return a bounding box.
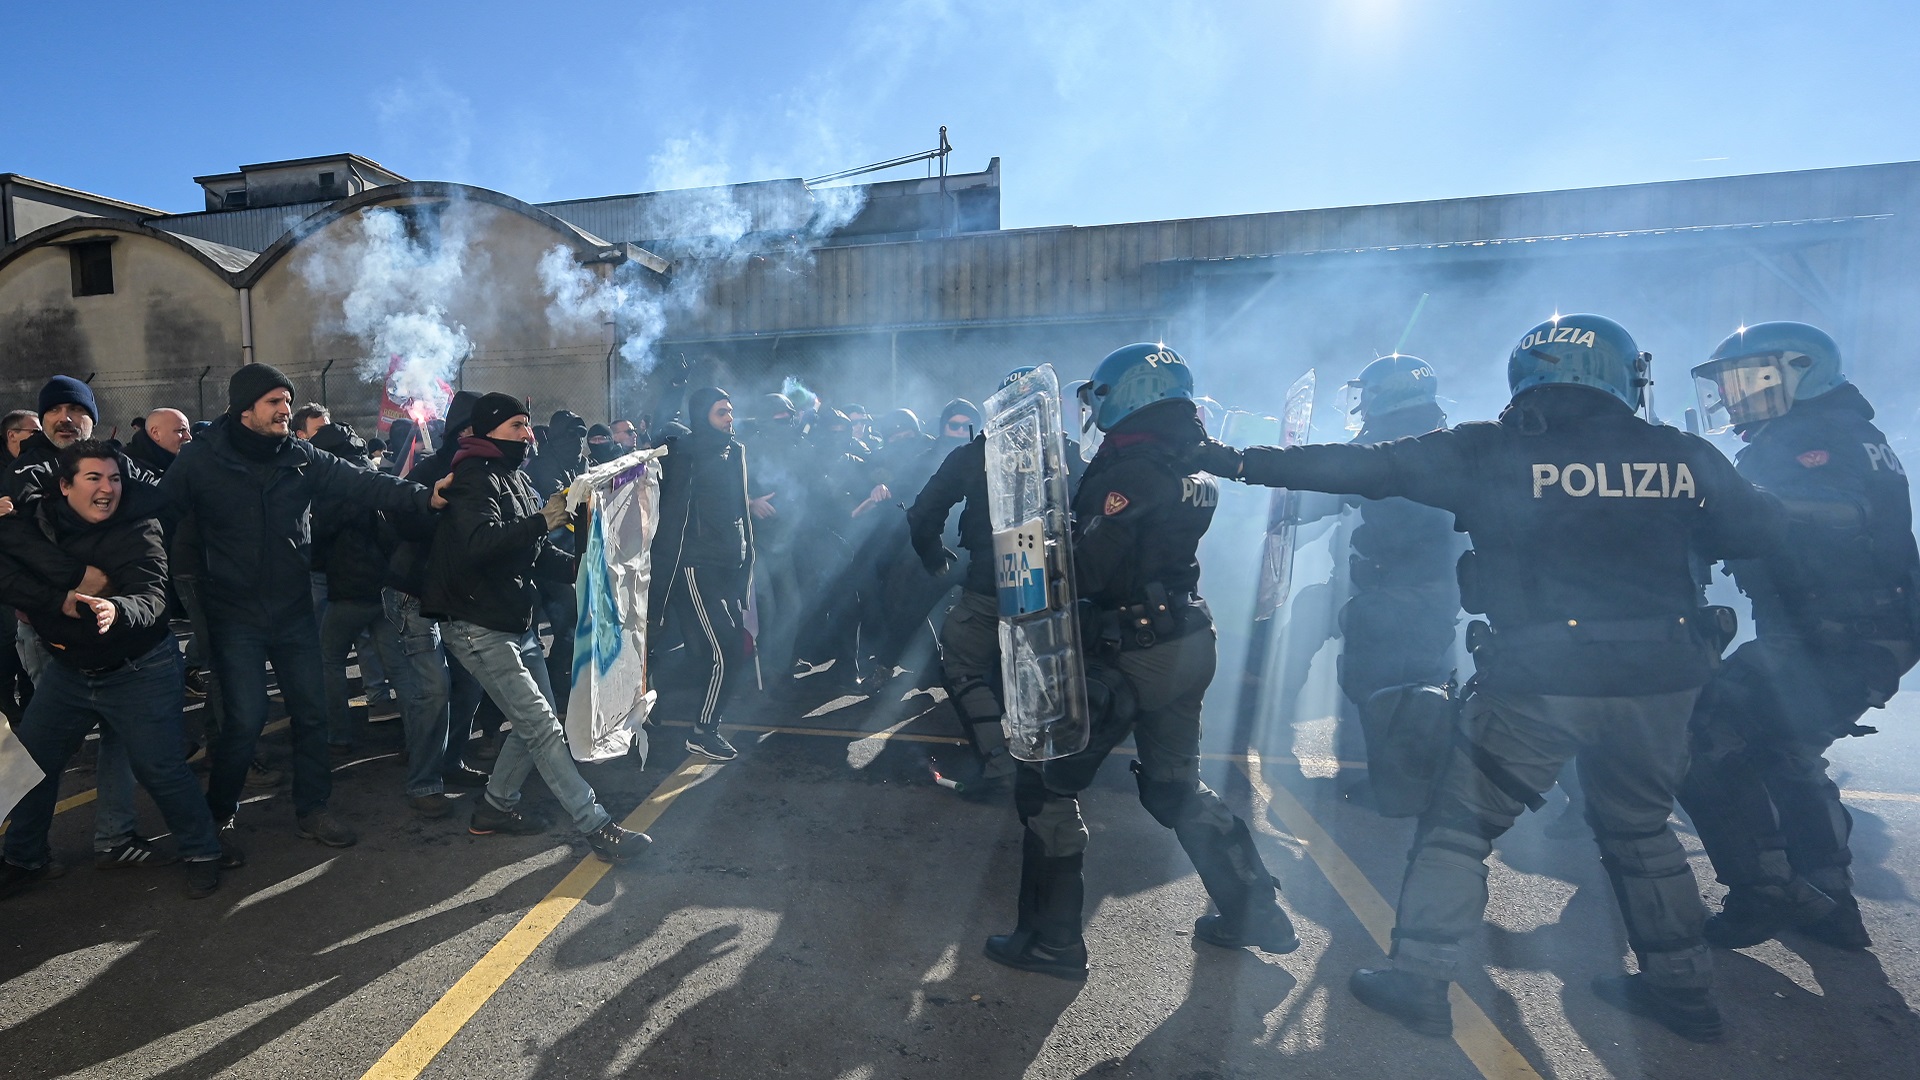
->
[2,151,1916,437]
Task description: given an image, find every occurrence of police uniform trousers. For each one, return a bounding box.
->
[1014,612,1279,946]
[937,588,1010,762]
[1680,635,1916,900]
[1391,687,1712,990]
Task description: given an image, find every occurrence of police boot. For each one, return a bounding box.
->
[1591,974,1724,1043]
[1182,818,1300,955]
[1704,880,1836,949]
[1793,868,1871,950]
[984,836,1088,981]
[1349,968,1451,1037]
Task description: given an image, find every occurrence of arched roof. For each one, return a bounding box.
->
[0,217,257,281]
[236,181,660,286]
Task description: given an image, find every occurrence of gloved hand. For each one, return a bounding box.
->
[1191,438,1244,479]
[540,491,572,530]
[921,545,958,577]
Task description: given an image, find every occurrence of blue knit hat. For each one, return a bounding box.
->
[38,375,98,422]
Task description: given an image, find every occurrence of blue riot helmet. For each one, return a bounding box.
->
[1079,343,1194,433]
[1343,354,1437,433]
[1507,314,1650,411]
[1692,321,1845,434]
[998,365,1038,392]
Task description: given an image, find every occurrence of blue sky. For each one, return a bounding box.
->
[7,1,1918,228]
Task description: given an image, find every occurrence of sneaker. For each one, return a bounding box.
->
[295,811,358,848]
[216,817,247,869]
[1796,893,1873,950]
[587,821,652,862]
[408,794,455,819]
[1194,902,1301,955]
[470,800,550,836]
[0,859,66,901]
[1349,968,1452,1038]
[183,859,222,899]
[184,667,209,699]
[442,766,492,789]
[685,725,738,761]
[95,837,180,870]
[245,760,285,789]
[1591,974,1724,1043]
[982,930,1089,981]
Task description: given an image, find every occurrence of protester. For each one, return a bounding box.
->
[424,393,648,859]
[310,423,408,752]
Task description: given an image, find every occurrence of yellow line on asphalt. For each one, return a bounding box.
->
[1239,751,1543,1080]
[360,757,715,1080]
[1842,788,1920,804]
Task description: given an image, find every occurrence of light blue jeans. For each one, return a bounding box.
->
[440,621,610,834]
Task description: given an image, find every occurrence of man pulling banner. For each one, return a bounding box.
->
[564,445,669,764]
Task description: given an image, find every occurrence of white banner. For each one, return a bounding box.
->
[564,446,668,764]
[0,718,47,824]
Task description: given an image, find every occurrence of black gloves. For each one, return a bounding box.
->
[922,545,959,577]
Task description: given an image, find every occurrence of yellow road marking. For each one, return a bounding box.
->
[1240,751,1544,1080]
[360,757,715,1080]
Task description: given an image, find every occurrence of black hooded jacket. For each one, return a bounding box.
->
[310,428,396,605]
[160,415,433,625]
[649,388,754,626]
[908,435,992,595]
[1723,381,1920,638]
[425,436,576,633]
[124,427,178,476]
[0,465,172,671]
[1347,401,1467,589]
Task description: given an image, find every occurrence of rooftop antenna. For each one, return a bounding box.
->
[806,126,953,188]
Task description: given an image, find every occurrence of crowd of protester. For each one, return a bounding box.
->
[0,364,991,899]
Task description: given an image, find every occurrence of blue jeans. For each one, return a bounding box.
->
[205,614,333,820]
[4,639,219,868]
[383,588,466,797]
[441,621,609,834]
[321,597,405,746]
[13,624,140,853]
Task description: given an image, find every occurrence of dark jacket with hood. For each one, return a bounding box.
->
[424,435,576,634]
[160,414,433,625]
[124,427,179,477]
[310,426,396,605]
[648,388,754,628]
[0,454,173,671]
[385,391,481,599]
[1723,381,1920,640]
[908,434,992,595]
[5,431,160,504]
[1230,384,1786,696]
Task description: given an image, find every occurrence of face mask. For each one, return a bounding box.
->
[486,437,529,469]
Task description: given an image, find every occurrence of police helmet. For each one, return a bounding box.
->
[1691,321,1845,433]
[1507,314,1649,409]
[1344,354,1437,432]
[1079,343,1195,434]
[998,366,1037,392]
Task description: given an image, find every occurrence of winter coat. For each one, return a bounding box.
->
[424,439,576,634]
[0,477,172,671]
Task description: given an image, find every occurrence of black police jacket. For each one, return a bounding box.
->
[1724,382,1920,639]
[1074,408,1217,610]
[1231,385,1783,696]
[159,416,433,626]
[424,440,576,634]
[908,436,992,595]
[0,484,172,671]
[1348,403,1466,590]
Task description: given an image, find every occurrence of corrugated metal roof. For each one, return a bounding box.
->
[150,203,331,252]
[161,230,259,273]
[539,178,816,249]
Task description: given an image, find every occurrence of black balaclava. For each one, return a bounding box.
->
[938,398,982,443]
[686,387,733,450]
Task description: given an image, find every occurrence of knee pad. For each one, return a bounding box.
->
[1410,816,1496,879]
[1131,760,1197,830]
[1014,766,1048,824]
[1023,793,1090,858]
[1086,662,1138,733]
[1595,826,1691,881]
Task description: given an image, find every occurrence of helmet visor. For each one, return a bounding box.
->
[1693,355,1792,433]
[1341,380,1365,433]
[1075,381,1104,461]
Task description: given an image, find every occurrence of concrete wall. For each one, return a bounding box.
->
[0,229,241,429]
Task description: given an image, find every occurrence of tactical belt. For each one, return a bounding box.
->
[1484,614,1693,649]
[1097,584,1207,651]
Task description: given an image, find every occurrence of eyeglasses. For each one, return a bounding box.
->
[944,419,971,433]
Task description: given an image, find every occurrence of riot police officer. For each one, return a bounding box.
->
[1679,322,1919,951]
[984,344,1300,981]
[1197,316,1781,1043]
[909,378,1023,793]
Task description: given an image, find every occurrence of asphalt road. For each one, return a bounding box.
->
[4,656,1920,1080]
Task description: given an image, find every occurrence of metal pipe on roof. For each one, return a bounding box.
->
[239,287,254,364]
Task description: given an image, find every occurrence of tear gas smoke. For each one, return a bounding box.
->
[296,202,484,417]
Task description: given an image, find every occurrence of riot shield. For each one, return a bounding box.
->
[983,364,1091,761]
[1253,370,1316,620]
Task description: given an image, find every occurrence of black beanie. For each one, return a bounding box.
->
[38,375,98,422]
[468,393,528,438]
[227,363,295,417]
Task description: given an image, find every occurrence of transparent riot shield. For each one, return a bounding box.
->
[984,364,1091,761]
[1253,370,1316,620]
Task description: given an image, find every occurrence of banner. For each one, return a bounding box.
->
[1254,369,1316,620]
[564,446,669,764]
[0,719,47,825]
